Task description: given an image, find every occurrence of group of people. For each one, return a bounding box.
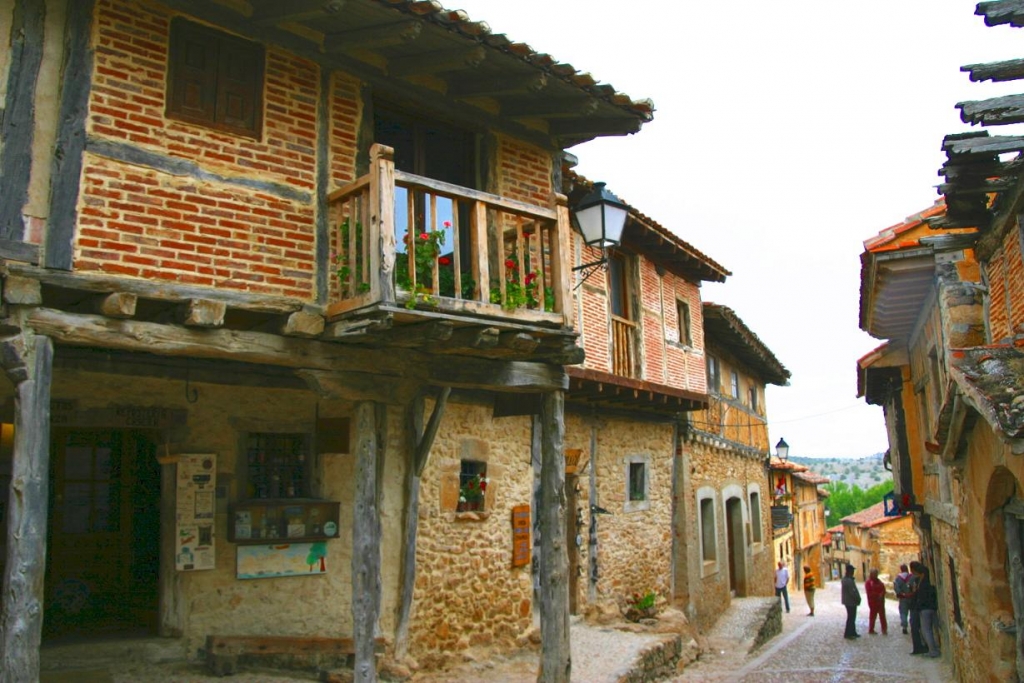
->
[775,560,941,658]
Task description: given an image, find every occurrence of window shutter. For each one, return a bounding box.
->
[167,21,218,124]
[217,34,263,135]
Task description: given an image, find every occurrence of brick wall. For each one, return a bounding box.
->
[75,1,334,297]
[497,136,551,205]
[988,250,1010,341]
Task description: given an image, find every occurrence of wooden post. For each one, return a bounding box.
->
[551,194,573,328]
[538,390,570,683]
[0,334,53,683]
[470,200,490,303]
[352,401,383,683]
[369,144,396,304]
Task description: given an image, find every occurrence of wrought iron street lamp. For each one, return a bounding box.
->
[775,437,789,462]
[571,182,628,286]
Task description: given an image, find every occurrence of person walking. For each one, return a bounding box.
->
[894,564,912,634]
[865,568,888,635]
[841,563,861,639]
[916,565,941,658]
[774,561,790,613]
[908,560,927,655]
[802,565,816,616]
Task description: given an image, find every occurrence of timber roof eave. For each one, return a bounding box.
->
[702,303,790,385]
[565,366,708,417]
[155,0,653,149]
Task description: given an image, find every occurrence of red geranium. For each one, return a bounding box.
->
[438,256,451,266]
[505,259,516,270]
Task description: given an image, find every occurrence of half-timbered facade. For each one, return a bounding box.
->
[0,1,654,680]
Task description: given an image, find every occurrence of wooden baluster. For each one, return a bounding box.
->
[346,198,357,298]
[535,221,546,312]
[452,200,462,300]
[430,193,440,296]
[406,188,416,293]
[551,194,572,325]
[471,201,489,303]
[516,215,526,307]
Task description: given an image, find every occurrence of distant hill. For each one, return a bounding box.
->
[788,453,889,491]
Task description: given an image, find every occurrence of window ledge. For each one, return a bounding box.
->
[624,500,651,513]
[454,511,490,522]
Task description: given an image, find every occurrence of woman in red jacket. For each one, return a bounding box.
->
[865,568,888,635]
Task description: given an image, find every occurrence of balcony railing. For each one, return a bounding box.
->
[327,144,572,328]
[611,315,636,377]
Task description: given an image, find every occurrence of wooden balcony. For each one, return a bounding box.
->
[611,316,637,378]
[325,144,578,363]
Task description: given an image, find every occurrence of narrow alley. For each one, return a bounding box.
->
[674,579,954,683]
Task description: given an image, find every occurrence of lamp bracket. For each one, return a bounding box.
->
[573,258,607,289]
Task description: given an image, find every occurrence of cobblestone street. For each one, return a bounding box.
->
[674,579,955,683]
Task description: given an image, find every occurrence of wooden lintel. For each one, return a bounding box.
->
[95,292,137,319]
[430,358,567,393]
[179,299,226,328]
[389,46,485,77]
[296,369,414,405]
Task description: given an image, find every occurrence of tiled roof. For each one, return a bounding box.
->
[949,344,1024,440]
[768,458,807,472]
[793,470,830,485]
[841,501,888,528]
[702,303,791,386]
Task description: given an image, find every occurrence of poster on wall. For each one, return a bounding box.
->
[236,542,328,579]
[176,454,217,571]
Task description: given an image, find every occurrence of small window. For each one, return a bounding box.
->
[676,300,692,346]
[167,18,265,138]
[730,371,740,398]
[244,432,310,499]
[749,386,759,412]
[607,252,631,320]
[629,462,646,501]
[706,355,720,393]
[700,496,716,562]
[749,491,762,543]
[458,460,488,512]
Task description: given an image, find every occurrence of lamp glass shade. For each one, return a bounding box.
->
[775,438,789,461]
[573,182,628,248]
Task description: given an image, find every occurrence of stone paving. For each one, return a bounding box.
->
[673,579,955,683]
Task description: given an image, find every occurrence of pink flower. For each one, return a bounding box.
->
[443,220,452,228]
[438,256,451,266]
[419,232,429,241]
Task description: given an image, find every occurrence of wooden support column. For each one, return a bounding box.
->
[0,333,53,683]
[352,401,383,682]
[394,387,449,659]
[538,390,570,683]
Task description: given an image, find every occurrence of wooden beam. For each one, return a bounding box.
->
[429,357,567,393]
[388,46,486,77]
[327,20,422,51]
[538,390,570,683]
[943,133,1024,157]
[3,276,42,305]
[395,393,424,660]
[414,387,450,476]
[448,73,548,99]
[95,292,138,319]
[179,299,227,328]
[24,308,423,379]
[382,320,454,348]
[498,332,540,354]
[0,0,45,242]
[0,334,53,682]
[958,93,1024,126]
[5,263,305,314]
[0,239,39,265]
[45,0,96,270]
[352,401,383,683]
[326,315,393,339]
[295,369,415,404]
[433,325,500,352]
[281,310,325,337]
[548,117,643,138]
[502,97,599,120]
[963,57,1024,83]
[249,0,345,26]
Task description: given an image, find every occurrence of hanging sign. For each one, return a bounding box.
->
[512,504,531,568]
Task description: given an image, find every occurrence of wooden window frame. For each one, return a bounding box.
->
[166,18,265,139]
[676,299,692,347]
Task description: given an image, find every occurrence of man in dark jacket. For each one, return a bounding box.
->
[908,560,927,654]
[841,563,861,639]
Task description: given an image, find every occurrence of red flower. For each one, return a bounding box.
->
[505,259,516,270]
[419,232,430,241]
[443,220,452,228]
[438,256,451,266]
[525,272,537,285]
[479,479,487,491]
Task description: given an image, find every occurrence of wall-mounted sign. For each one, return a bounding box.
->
[512,504,531,568]
[176,454,217,571]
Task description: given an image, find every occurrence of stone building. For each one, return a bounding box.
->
[838,502,918,583]
[791,469,829,590]
[681,303,790,630]
[856,7,1024,669]
[0,0,657,679]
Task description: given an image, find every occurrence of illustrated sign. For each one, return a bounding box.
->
[512,504,531,568]
[176,454,217,571]
[236,542,328,579]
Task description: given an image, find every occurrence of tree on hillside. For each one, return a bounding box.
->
[824,480,894,527]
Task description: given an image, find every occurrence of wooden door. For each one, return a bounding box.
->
[45,429,160,637]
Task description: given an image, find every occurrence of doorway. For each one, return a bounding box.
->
[44,429,161,639]
[725,496,747,596]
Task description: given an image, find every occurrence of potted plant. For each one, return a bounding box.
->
[458,473,488,511]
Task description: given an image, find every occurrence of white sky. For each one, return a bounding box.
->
[449,1,1024,458]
